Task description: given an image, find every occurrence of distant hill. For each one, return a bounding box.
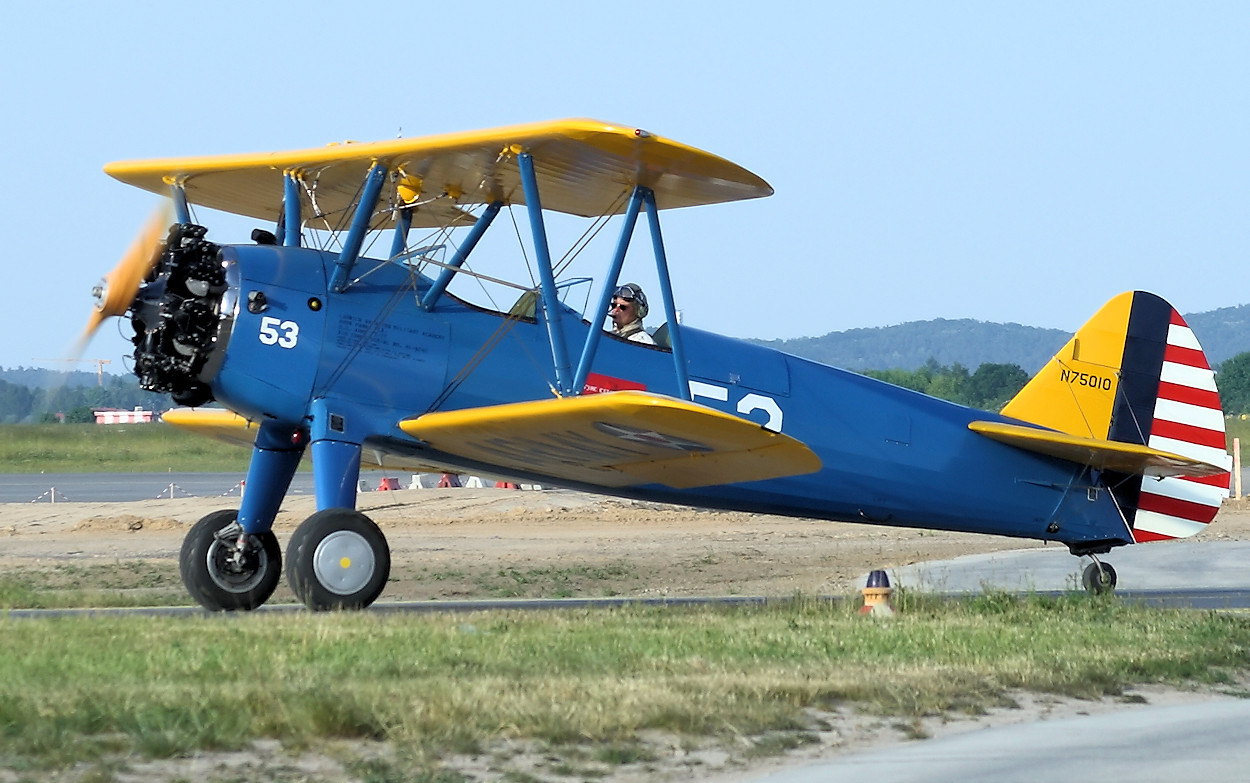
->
[1181,304,1250,370]
[751,304,1250,374]
[750,320,1069,374]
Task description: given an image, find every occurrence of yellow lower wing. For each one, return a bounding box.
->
[161,407,261,448]
[969,420,1225,478]
[400,391,822,489]
[160,408,451,472]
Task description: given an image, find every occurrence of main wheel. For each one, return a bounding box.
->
[286,508,390,611]
[180,510,282,611]
[1082,562,1118,595]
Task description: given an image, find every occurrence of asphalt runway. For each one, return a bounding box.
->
[0,470,403,503]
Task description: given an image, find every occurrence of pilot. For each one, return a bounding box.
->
[609,283,655,344]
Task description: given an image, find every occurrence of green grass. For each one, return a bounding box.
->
[0,422,251,473]
[1,594,1248,775]
[1227,416,1250,452]
[0,563,189,609]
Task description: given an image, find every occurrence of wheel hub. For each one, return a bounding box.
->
[206,526,269,593]
[312,531,377,595]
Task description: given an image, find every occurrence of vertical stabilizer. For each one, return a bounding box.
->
[1002,291,1230,541]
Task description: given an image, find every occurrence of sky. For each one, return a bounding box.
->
[2,1,1247,375]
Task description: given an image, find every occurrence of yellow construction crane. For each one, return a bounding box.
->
[33,358,112,386]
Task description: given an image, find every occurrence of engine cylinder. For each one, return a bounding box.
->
[129,224,235,406]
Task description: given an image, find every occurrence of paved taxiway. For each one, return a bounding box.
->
[729,539,1250,783]
[745,698,1250,782]
[887,538,1250,607]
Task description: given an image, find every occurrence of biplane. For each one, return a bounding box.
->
[84,119,1231,611]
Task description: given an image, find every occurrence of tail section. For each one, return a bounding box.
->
[1001,291,1230,542]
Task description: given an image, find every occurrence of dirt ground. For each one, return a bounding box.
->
[6,487,1250,600]
[5,488,1250,782]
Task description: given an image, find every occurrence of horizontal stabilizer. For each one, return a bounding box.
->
[399,391,822,489]
[969,420,1227,479]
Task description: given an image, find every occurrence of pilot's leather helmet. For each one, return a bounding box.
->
[613,283,648,319]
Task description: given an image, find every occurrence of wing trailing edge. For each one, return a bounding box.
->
[399,391,822,489]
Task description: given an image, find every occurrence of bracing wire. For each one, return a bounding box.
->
[318,154,633,412]
[426,188,637,408]
[552,188,628,279]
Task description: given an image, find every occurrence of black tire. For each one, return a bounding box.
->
[180,509,281,611]
[286,508,390,611]
[1081,562,1118,595]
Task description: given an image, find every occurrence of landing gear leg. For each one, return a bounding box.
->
[1082,557,1118,595]
[178,421,303,611]
[287,436,390,610]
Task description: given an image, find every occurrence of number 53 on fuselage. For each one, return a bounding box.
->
[84,119,1230,611]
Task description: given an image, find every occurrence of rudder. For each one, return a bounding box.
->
[1002,291,1230,542]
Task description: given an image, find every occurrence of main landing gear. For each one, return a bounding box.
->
[1081,558,1118,596]
[179,507,391,612]
[178,419,395,612]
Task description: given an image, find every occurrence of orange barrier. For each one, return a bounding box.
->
[859,569,895,616]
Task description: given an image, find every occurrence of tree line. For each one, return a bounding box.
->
[0,374,170,423]
[3,352,1250,423]
[859,360,1030,411]
[1216,352,1250,416]
[857,351,1250,416]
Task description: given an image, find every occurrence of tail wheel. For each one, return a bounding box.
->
[286,508,390,611]
[180,510,281,611]
[1082,561,1118,595]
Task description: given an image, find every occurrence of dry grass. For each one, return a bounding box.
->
[1,594,1248,775]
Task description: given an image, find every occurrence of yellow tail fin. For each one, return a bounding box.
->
[1001,292,1132,438]
[1000,291,1229,542]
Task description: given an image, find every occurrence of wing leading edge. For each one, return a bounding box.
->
[104,118,773,228]
[399,391,822,489]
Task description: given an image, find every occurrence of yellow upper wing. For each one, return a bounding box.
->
[105,118,773,228]
[400,391,821,489]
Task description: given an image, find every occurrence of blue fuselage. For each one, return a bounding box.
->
[209,244,1130,551]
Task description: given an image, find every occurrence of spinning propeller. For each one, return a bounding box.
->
[78,203,171,352]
